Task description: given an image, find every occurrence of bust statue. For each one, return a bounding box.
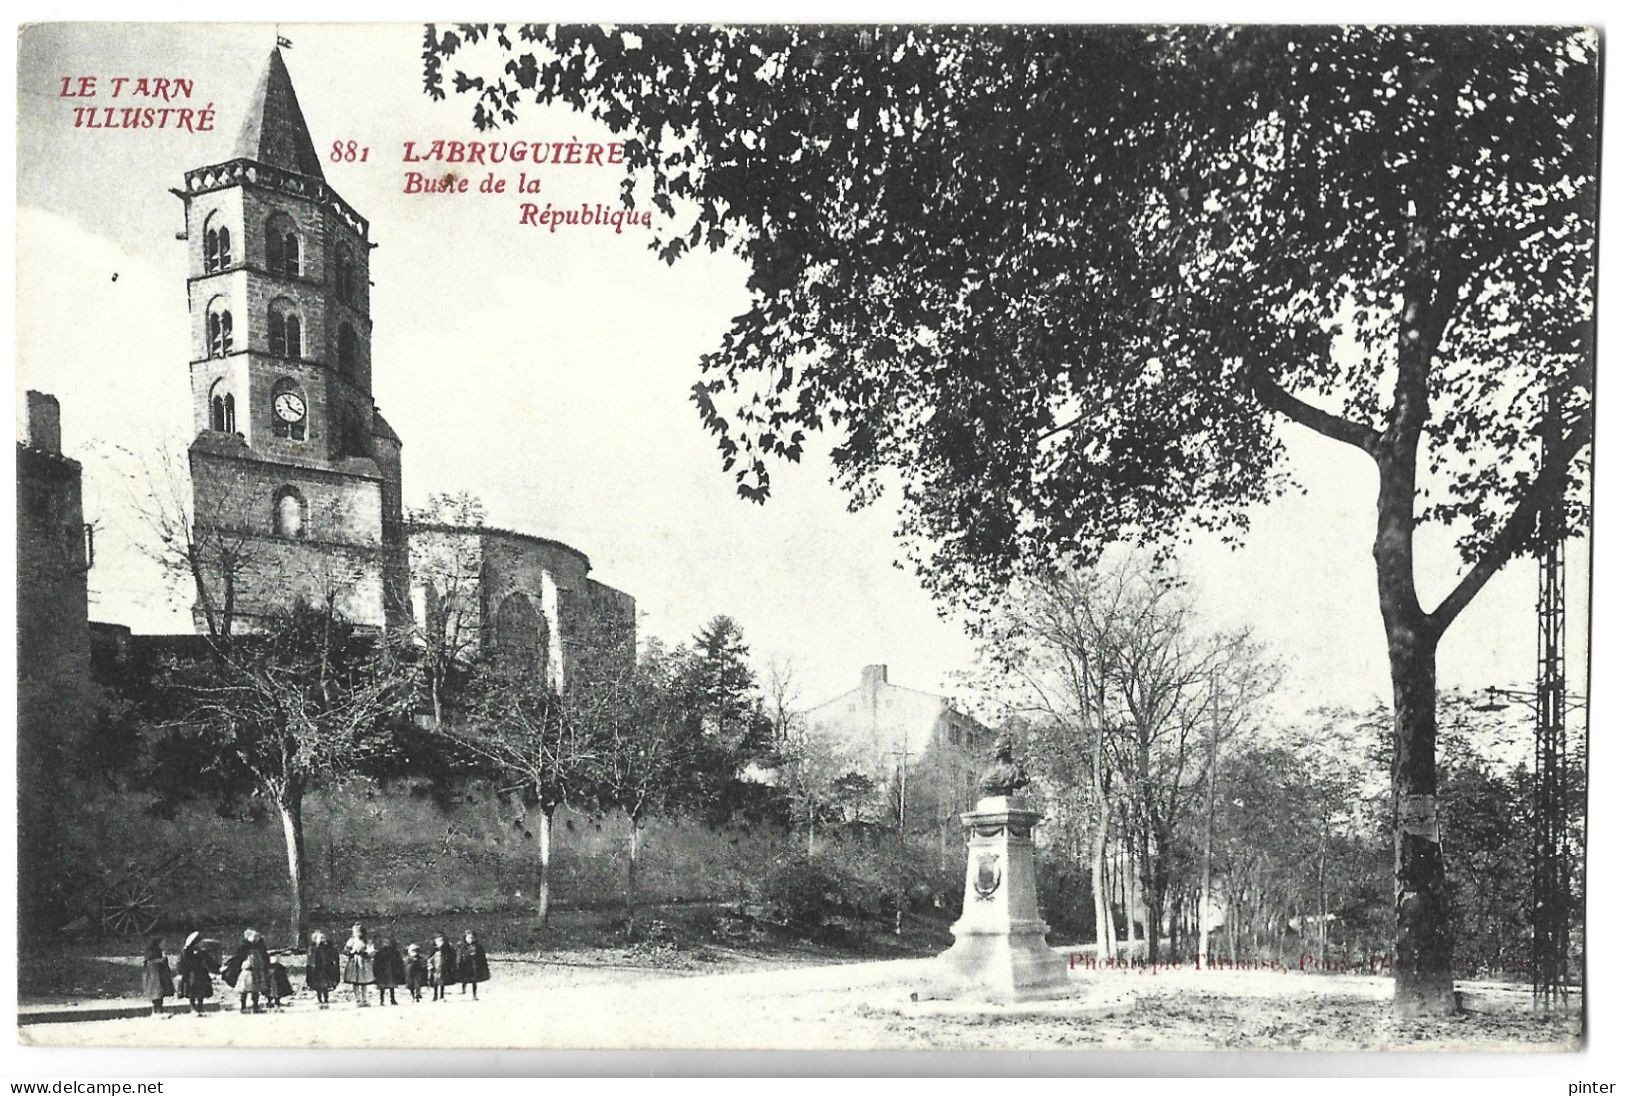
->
[978,735,1030,797]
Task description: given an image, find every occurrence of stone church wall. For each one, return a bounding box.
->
[409,525,636,687]
[190,441,384,544]
[189,441,389,626]
[44,778,780,934]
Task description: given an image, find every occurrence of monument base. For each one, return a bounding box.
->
[924,932,1072,1003]
[923,795,1071,1003]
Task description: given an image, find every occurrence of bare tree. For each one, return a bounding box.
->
[405,492,489,725]
[145,595,413,942]
[980,554,1277,962]
[1102,573,1276,962]
[775,713,849,856]
[764,654,802,744]
[975,562,1132,957]
[593,638,692,936]
[104,438,420,942]
[112,438,258,645]
[434,605,631,930]
[761,655,845,854]
[444,662,590,929]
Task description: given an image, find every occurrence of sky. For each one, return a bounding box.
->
[13,22,1593,719]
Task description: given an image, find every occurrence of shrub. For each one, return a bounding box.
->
[760,852,853,935]
[1035,855,1096,939]
[759,843,955,939]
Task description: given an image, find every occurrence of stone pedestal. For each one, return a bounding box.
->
[927,795,1070,1002]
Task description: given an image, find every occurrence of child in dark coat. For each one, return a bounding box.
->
[141,937,173,1018]
[427,932,457,1002]
[403,943,428,1003]
[176,932,214,1016]
[372,937,405,1006]
[267,953,294,1010]
[222,929,270,1014]
[305,930,341,1008]
[457,930,491,1000]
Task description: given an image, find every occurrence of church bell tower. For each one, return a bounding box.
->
[175,47,408,631]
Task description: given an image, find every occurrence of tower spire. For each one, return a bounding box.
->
[234,48,326,180]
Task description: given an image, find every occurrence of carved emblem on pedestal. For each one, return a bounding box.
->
[974,852,1002,900]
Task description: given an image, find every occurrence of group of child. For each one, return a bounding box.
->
[141,924,492,1017]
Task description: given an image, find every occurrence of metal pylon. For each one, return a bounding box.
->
[1532,416,1569,1012]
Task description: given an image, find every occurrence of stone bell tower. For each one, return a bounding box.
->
[174,47,408,632]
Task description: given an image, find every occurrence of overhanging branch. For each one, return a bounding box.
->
[1428,428,1589,634]
[1247,367,1382,458]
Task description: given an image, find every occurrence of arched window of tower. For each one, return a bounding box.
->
[265,213,300,278]
[335,248,354,304]
[338,322,358,373]
[272,486,306,540]
[493,592,550,678]
[203,211,232,273]
[208,379,236,433]
[206,298,233,357]
[268,299,302,359]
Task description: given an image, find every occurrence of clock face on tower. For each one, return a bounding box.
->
[273,392,307,423]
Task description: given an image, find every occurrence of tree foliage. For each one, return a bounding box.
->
[424,24,1594,591]
[669,615,776,816]
[425,22,1596,1013]
[148,604,410,799]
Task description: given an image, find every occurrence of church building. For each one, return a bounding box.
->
[177,48,407,631]
[175,48,633,678]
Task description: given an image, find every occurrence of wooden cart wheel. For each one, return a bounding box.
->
[101,876,161,937]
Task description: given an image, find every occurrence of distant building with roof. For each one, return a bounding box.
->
[802,664,992,844]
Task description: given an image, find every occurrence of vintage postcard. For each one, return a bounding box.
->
[14,23,1596,1054]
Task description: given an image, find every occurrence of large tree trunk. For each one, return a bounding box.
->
[1378,222,1457,1016]
[1227,891,1238,964]
[1318,827,1329,967]
[1374,396,1456,1015]
[1101,832,1118,956]
[536,804,554,930]
[1385,614,1455,1014]
[276,787,307,946]
[1122,830,1139,957]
